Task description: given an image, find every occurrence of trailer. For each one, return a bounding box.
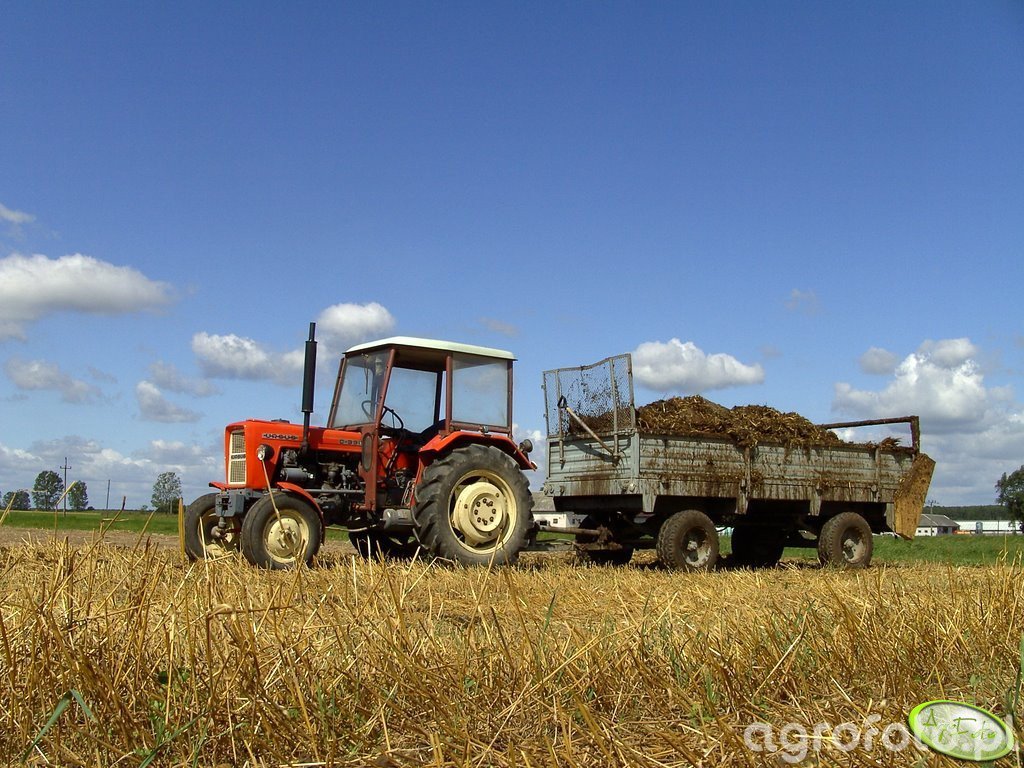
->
[540,354,935,569]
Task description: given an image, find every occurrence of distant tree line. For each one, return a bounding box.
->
[2,470,184,513]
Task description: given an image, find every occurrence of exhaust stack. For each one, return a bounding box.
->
[300,322,317,454]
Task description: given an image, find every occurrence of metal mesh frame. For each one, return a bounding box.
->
[542,354,634,437]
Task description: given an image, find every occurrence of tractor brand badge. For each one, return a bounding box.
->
[907,700,1014,761]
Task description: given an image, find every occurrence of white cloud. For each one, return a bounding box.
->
[316,302,395,347]
[632,338,765,392]
[147,361,218,397]
[859,347,898,375]
[0,253,173,340]
[192,331,303,384]
[834,340,993,431]
[784,288,820,314]
[833,338,1024,504]
[0,203,34,225]
[136,381,202,423]
[480,317,519,338]
[4,357,101,403]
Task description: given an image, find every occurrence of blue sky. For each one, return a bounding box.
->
[1,1,1022,508]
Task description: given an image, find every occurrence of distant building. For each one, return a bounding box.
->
[916,513,960,537]
[953,519,1022,535]
[531,493,585,529]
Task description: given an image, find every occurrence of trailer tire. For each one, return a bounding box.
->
[240,493,322,569]
[817,511,873,568]
[349,531,419,560]
[657,510,719,571]
[730,524,785,568]
[413,444,532,566]
[184,493,240,561]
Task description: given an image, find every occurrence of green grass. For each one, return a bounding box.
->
[3,509,1022,566]
[0,509,180,536]
[719,534,1024,566]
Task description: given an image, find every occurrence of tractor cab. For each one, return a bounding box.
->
[328,337,529,516]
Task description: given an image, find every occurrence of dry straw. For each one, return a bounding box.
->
[0,536,1021,766]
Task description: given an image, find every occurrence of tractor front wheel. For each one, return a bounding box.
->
[240,493,322,569]
[184,493,240,561]
[413,444,532,566]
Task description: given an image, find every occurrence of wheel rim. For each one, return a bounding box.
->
[840,527,866,563]
[682,527,712,567]
[263,509,310,565]
[449,470,517,553]
[199,512,239,556]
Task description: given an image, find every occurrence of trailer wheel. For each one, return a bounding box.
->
[730,524,785,568]
[657,510,719,571]
[413,444,532,566]
[349,531,419,560]
[817,512,873,568]
[240,493,322,569]
[184,493,240,561]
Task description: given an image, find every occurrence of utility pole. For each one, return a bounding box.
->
[60,457,71,516]
[106,479,111,510]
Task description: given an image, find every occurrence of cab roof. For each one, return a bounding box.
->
[344,336,515,361]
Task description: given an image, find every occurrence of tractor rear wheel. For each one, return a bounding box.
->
[730,524,785,568]
[184,493,240,561]
[656,510,719,571]
[817,511,873,568]
[240,493,322,569]
[413,444,532,566]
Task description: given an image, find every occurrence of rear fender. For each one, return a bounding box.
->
[419,432,535,472]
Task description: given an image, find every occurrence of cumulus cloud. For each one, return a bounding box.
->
[0,203,34,225]
[4,357,101,403]
[632,338,765,392]
[147,361,218,397]
[0,253,173,340]
[859,347,898,375]
[135,381,202,423]
[834,339,995,431]
[316,302,395,347]
[192,331,303,384]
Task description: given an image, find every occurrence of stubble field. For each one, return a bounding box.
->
[1,534,1021,767]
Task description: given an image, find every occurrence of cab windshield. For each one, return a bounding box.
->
[332,351,388,427]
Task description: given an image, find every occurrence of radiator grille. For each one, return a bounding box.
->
[228,430,246,484]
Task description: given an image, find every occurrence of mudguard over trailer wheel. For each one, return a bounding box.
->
[413,444,532,566]
[730,524,785,568]
[656,510,719,571]
[184,492,240,561]
[817,511,873,568]
[240,493,322,569]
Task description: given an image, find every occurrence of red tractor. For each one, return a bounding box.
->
[185,325,536,568]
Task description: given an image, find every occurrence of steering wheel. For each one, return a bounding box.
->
[380,404,405,433]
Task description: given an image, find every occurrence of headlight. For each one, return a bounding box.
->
[256,444,273,461]
[518,438,534,455]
